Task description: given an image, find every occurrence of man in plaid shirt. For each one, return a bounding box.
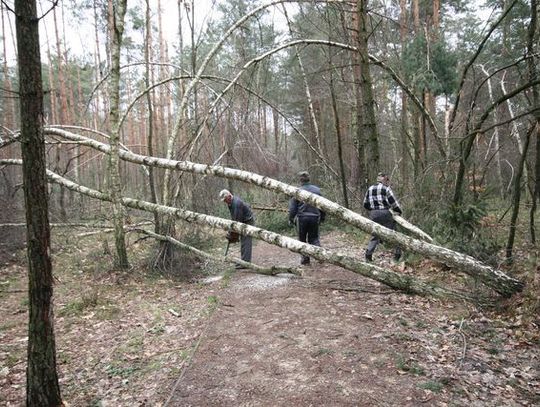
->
[363,172,403,262]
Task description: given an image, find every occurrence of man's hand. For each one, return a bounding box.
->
[226,231,240,243]
[288,219,295,228]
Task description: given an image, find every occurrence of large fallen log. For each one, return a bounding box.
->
[38,129,524,297]
[135,228,301,276]
[0,158,478,302]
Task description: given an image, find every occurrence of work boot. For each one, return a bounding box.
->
[393,252,402,262]
[365,253,373,262]
[300,257,310,265]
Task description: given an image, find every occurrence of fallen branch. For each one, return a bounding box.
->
[391,212,434,243]
[134,228,301,276]
[251,204,288,212]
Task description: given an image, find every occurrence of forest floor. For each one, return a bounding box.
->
[0,225,539,406]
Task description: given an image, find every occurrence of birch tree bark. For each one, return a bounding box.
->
[479,65,504,197]
[107,0,129,269]
[145,0,160,233]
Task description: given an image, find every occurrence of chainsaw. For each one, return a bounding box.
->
[224,231,239,256]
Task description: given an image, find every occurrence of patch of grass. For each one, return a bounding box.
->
[419,380,444,392]
[342,350,358,357]
[125,335,144,352]
[312,347,333,357]
[506,377,520,388]
[140,359,163,374]
[5,350,23,368]
[395,355,425,375]
[148,323,166,335]
[487,347,500,355]
[220,269,233,288]
[393,332,413,342]
[104,363,139,378]
[58,290,100,317]
[57,350,72,364]
[179,348,191,360]
[0,321,19,332]
[96,304,121,320]
[199,295,219,317]
[415,320,428,329]
[0,277,18,299]
[207,295,218,306]
[88,398,103,407]
[381,308,394,315]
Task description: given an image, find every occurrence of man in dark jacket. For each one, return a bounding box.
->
[219,189,254,268]
[288,171,325,265]
[363,172,402,262]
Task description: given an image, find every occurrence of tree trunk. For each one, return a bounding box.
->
[399,0,409,191]
[15,0,63,404]
[330,74,349,208]
[107,0,129,269]
[351,12,367,191]
[506,125,533,261]
[356,0,379,182]
[526,0,539,244]
[480,65,504,198]
[283,6,322,155]
[145,0,160,233]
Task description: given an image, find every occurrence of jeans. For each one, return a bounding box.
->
[366,209,401,259]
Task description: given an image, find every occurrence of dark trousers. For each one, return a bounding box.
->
[240,219,254,262]
[297,216,320,263]
[366,209,401,258]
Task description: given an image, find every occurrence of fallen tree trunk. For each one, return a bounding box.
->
[0,158,478,302]
[135,228,301,276]
[37,129,524,297]
[391,211,434,243]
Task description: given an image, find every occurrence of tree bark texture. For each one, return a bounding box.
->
[527,0,539,244]
[506,125,533,261]
[108,0,130,269]
[14,0,63,404]
[356,0,379,183]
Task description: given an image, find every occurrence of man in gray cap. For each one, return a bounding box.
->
[363,172,403,262]
[288,171,325,265]
[219,189,254,268]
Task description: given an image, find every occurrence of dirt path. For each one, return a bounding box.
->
[167,234,539,406]
[1,230,537,405]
